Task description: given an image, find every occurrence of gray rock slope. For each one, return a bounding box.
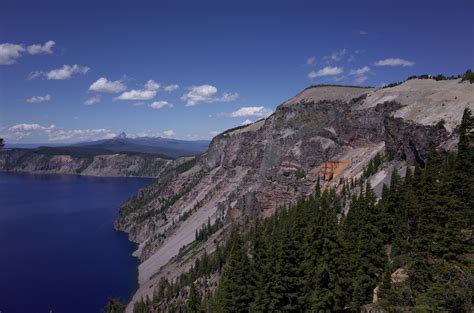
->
[0,149,174,177]
[116,78,473,310]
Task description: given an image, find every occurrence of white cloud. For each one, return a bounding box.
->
[181,84,217,106]
[116,89,157,100]
[308,66,344,79]
[230,106,273,118]
[145,80,160,91]
[30,64,90,80]
[162,130,175,137]
[89,77,127,93]
[374,58,415,67]
[306,56,316,65]
[26,94,51,103]
[220,92,239,102]
[181,84,239,106]
[359,30,368,35]
[209,130,221,136]
[0,43,25,65]
[5,123,116,143]
[324,49,347,62]
[349,66,370,76]
[242,119,253,125]
[149,100,173,110]
[0,40,56,65]
[26,40,56,55]
[84,95,101,105]
[8,123,55,131]
[164,84,179,92]
[115,79,160,101]
[48,128,116,141]
[354,75,368,84]
[349,66,371,84]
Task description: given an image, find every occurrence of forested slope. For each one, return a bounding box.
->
[130,109,473,312]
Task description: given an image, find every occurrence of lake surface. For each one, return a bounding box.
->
[0,172,152,313]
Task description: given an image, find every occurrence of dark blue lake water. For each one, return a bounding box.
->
[0,172,152,313]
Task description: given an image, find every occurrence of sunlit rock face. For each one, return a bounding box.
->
[114,79,473,311]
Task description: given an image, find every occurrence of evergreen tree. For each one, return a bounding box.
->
[103,298,126,313]
[452,108,474,226]
[188,282,202,312]
[349,182,386,311]
[217,232,255,312]
[305,190,348,311]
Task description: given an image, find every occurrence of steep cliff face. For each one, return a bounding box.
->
[115,78,473,310]
[0,149,174,177]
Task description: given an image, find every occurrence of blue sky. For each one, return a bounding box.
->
[1,0,473,143]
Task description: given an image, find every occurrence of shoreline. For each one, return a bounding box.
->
[0,169,157,179]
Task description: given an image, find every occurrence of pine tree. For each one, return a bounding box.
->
[217,232,255,312]
[452,108,474,226]
[188,282,201,312]
[250,218,276,312]
[305,190,348,311]
[349,182,386,311]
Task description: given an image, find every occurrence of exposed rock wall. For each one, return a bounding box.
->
[0,149,172,177]
[114,79,473,311]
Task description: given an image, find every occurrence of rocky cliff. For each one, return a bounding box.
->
[0,149,176,177]
[114,78,473,310]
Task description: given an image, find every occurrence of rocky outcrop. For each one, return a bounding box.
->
[116,79,473,311]
[0,149,173,177]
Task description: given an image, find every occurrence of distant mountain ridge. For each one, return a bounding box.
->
[0,134,210,177]
[73,133,210,158]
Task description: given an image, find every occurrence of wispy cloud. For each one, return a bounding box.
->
[241,119,253,125]
[306,56,316,66]
[0,44,25,65]
[323,49,347,62]
[349,66,371,84]
[48,129,116,141]
[359,30,368,35]
[26,40,56,55]
[0,40,55,65]
[84,95,101,105]
[29,64,90,80]
[5,123,115,142]
[89,77,127,93]
[230,106,273,118]
[164,84,179,92]
[115,80,160,101]
[181,84,238,106]
[149,100,173,110]
[308,66,344,79]
[26,94,51,103]
[353,75,368,84]
[374,58,415,67]
[8,123,55,132]
[162,130,175,137]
